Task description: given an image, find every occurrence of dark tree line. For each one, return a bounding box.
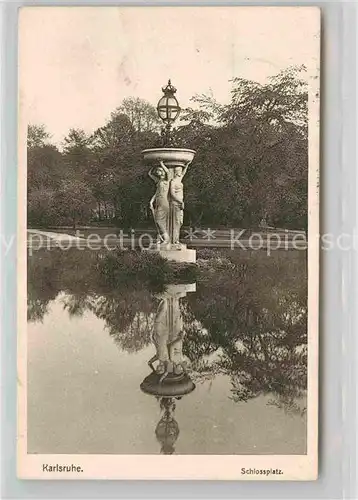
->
[28,66,308,230]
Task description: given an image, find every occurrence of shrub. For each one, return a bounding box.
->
[98,249,198,290]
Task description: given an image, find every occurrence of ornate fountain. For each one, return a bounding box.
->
[142,80,196,263]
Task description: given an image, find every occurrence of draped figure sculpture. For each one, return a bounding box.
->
[169,164,189,246]
[148,161,190,247]
[148,162,170,245]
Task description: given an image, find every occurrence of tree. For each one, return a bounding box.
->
[116,97,161,134]
[174,65,308,228]
[54,179,96,228]
[62,128,94,177]
[90,109,159,225]
[28,187,58,227]
[27,124,51,149]
[27,124,65,226]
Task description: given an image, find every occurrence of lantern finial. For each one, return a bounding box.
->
[162,79,177,95]
[157,80,181,146]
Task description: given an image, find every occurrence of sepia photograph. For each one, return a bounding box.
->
[17,5,320,480]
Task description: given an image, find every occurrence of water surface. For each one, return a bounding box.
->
[28,249,307,455]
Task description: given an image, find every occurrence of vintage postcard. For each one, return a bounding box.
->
[17,6,320,480]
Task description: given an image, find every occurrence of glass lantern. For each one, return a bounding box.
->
[157,80,181,144]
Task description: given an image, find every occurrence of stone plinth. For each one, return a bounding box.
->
[143,244,196,263]
[152,248,196,263]
[159,248,196,263]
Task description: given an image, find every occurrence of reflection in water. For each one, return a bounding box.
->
[27,249,308,454]
[141,284,196,454]
[155,398,180,455]
[148,284,196,380]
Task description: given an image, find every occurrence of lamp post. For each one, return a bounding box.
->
[142,80,196,263]
[157,79,181,146]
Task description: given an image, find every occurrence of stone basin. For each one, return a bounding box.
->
[140,372,196,397]
[142,148,196,167]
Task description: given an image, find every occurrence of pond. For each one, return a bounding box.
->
[27,248,307,455]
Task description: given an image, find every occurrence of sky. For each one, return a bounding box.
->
[19,6,320,144]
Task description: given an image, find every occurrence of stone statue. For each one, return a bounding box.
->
[169,164,189,245]
[142,145,196,262]
[147,157,195,259]
[148,162,170,245]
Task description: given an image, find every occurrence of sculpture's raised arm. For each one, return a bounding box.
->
[159,161,170,178]
[181,161,192,178]
[148,167,157,182]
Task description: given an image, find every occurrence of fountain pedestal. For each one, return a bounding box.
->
[142,148,196,263]
[155,246,196,264]
[145,242,196,263]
